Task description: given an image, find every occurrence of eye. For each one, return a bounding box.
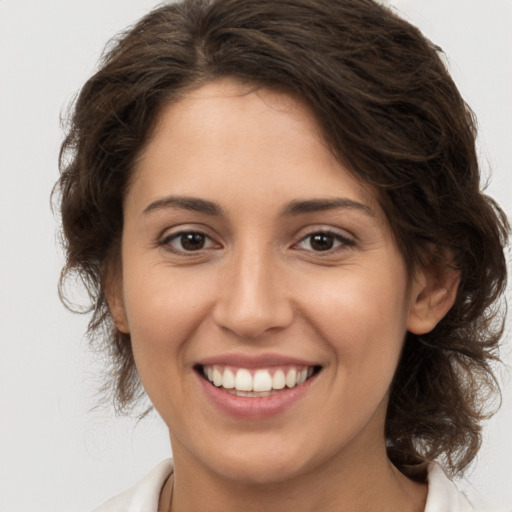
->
[161,231,217,253]
[295,230,354,252]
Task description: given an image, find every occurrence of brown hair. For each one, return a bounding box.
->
[56,0,509,479]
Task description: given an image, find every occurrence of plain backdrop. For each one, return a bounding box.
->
[0,1,511,511]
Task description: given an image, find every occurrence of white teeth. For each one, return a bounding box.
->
[285,368,297,388]
[235,369,253,391]
[253,370,273,392]
[223,368,235,389]
[272,369,286,390]
[228,390,274,397]
[202,365,317,392]
[213,367,223,387]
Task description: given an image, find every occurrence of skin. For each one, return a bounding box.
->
[108,78,458,512]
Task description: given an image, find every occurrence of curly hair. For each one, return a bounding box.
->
[55,0,509,480]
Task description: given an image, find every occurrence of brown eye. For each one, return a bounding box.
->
[179,232,206,251]
[309,233,335,251]
[162,231,216,253]
[295,230,354,253]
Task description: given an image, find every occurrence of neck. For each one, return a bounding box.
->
[163,440,427,512]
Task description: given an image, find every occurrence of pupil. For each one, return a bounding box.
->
[181,233,205,251]
[311,233,334,251]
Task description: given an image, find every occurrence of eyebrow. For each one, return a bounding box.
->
[281,198,374,217]
[142,195,374,218]
[143,196,224,216]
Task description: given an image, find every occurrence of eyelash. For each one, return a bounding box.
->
[294,230,355,254]
[159,230,217,253]
[158,228,355,256]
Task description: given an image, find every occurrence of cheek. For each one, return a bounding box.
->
[121,260,214,370]
[297,264,410,342]
[121,263,218,423]
[296,266,410,387]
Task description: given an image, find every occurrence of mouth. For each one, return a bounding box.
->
[195,364,322,397]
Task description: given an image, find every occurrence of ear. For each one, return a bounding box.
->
[104,268,130,334]
[407,259,460,335]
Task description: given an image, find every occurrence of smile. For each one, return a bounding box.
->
[199,365,320,397]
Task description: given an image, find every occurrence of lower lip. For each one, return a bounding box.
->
[196,372,316,419]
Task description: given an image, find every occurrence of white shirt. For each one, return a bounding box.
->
[91,459,474,512]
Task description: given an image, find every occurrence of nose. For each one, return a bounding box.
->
[212,248,294,340]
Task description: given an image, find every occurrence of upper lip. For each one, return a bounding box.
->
[195,353,320,369]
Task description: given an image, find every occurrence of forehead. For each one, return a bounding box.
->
[130,77,379,215]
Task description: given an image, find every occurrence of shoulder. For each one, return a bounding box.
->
[89,459,174,512]
[425,463,474,512]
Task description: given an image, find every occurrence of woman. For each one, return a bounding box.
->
[55,0,509,510]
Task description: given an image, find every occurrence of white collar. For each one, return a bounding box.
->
[424,462,474,512]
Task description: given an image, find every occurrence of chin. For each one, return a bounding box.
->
[195,433,324,486]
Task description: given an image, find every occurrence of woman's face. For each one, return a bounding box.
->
[111,78,429,484]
